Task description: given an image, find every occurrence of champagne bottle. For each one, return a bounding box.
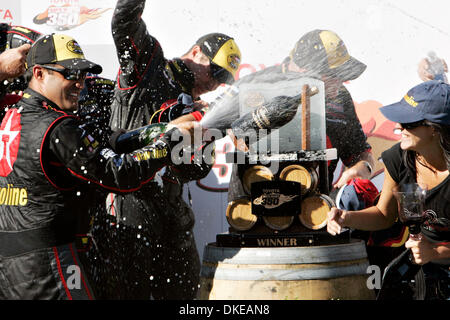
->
[231,94,302,136]
[112,123,168,154]
[427,51,448,83]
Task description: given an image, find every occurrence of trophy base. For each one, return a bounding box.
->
[216,229,351,248]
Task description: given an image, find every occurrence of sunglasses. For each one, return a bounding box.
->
[400,121,428,130]
[40,65,86,81]
[210,62,234,84]
[394,121,428,134]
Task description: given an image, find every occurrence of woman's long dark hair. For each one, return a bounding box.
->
[403,120,450,175]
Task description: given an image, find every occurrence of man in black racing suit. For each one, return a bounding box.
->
[0,33,196,300]
[98,0,241,299]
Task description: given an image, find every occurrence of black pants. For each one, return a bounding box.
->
[82,192,200,300]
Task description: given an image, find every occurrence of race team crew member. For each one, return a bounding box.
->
[0,33,195,300]
[98,0,241,299]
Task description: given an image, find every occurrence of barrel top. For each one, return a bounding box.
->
[202,239,368,265]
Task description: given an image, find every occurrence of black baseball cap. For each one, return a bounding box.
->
[289,29,366,81]
[196,33,241,84]
[26,33,102,74]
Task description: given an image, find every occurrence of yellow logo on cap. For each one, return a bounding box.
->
[53,34,85,62]
[66,40,83,55]
[404,94,418,107]
[227,54,240,71]
[319,30,350,69]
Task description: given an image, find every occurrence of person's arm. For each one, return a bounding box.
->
[328,86,374,188]
[406,237,450,265]
[333,150,375,188]
[166,117,215,182]
[168,141,215,183]
[327,167,399,235]
[0,44,31,81]
[417,57,448,82]
[167,100,211,125]
[47,118,188,193]
[112,0,162,89]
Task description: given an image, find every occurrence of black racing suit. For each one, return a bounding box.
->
[98,0,212,299]
[0,88,178,299]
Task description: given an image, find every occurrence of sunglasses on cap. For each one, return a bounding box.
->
[210,62,234,85]
[40,65,87,81]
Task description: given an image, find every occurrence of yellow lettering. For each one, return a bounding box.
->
[0,185,28,206]
[404,95,418,107]
[19,189,28,206]
[6,184,10,205]
[134,148,168,161]
[11,188,19,206]
[0,188,5,205]
[256,239,267,246]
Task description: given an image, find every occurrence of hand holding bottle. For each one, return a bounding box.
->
[167,120,203,140]
[417,53,448,82]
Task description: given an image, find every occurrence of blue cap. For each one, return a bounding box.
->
[336,184,365,211]
[379,80,450,125]
[336,179,379,211]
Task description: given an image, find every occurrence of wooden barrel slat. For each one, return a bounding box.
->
[202,239,367,264]
[200,259,369,280]
[198,240,375,300]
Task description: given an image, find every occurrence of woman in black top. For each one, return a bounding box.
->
[327,80,450,299]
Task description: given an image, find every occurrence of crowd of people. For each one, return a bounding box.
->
[0,0,448,300]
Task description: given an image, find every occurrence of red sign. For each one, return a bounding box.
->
[0,109,22,177]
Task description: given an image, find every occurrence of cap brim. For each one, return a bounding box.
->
[59,58,102,74]
[379,100,425,124]
[335,184,366,211]
[332,56,366,81]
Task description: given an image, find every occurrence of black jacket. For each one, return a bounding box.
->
[108,0,212,227]
[109,0,196,131]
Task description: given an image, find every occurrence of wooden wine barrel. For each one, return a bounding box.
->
[300,194,335,230]
[262,215,295,231]
[226,199,257,231]
[198,240,375,300]
[279,164,318,195]
[242,165,274,195]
